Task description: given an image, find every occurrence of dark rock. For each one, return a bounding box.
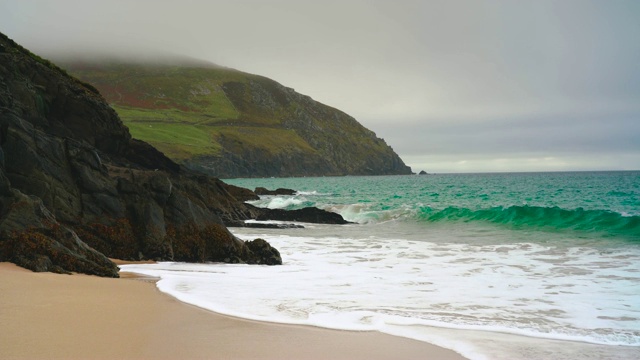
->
[0,32,353,276]
[419,170,428,175]
[255,205,351,224]
[0,32,289,275]
[224,183,259,202]
[131,200,170,260]
[227,221,304,229]
[255,187,297,196]
[244,238,282,265]
[0,189,119,277]
[124,139,180,174]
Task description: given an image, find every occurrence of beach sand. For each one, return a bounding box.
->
[0,262,465,360]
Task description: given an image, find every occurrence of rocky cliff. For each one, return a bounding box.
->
[61,61,413,178]
[0,33,349,276]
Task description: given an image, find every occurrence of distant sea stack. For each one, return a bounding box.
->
[60,60,413,178]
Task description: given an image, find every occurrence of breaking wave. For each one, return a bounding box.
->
[417,205,640,239]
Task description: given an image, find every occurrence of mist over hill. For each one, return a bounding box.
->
[60,59,412,178]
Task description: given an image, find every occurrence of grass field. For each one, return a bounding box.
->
[68,63,297,160]
[124,120,221,160]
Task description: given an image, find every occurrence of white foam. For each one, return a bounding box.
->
[243,219,310,227]
[121,229,640,359]
[328,203,412,224]
[296,190,330,196]
[262,197,305,209]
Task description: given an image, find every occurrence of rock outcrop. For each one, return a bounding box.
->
[253,206,351,225]
[254,187,296,196]
[0,33,317,276]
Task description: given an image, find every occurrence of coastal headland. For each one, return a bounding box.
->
[0,31,343,276]
[61,60,412,178]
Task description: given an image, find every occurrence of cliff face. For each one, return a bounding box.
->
[63,61,413,178]
[0,33,284,276]
[196,77,412,177]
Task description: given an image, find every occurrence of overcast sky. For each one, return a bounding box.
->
[1,0,639,173]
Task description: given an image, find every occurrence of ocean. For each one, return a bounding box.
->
[121,171,640,359]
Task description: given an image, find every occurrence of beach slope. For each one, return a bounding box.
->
[0,263,465,360]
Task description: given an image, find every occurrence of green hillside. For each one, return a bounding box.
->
[63,61,412,177]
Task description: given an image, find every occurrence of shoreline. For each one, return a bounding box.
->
[0,262,466,360]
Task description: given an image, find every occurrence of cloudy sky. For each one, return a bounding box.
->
[1,0,639,173]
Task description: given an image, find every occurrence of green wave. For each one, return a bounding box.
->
[418,205,640,239]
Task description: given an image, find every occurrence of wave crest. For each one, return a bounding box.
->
[418,205,640,238]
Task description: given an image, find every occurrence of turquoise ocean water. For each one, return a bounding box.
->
[123,172,640,359]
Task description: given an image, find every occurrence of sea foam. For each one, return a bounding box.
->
[121,225,640,360]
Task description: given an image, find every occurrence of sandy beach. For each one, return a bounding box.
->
[0,262,465,360]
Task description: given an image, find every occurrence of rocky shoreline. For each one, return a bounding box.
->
[0,32,348,277]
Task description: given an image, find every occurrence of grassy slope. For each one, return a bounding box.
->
[67,63,312,161]
[63,60,410,176]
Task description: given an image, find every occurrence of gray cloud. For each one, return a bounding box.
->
[376,114,640,155]
[373,112,640,172]
[1,0,638,172]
